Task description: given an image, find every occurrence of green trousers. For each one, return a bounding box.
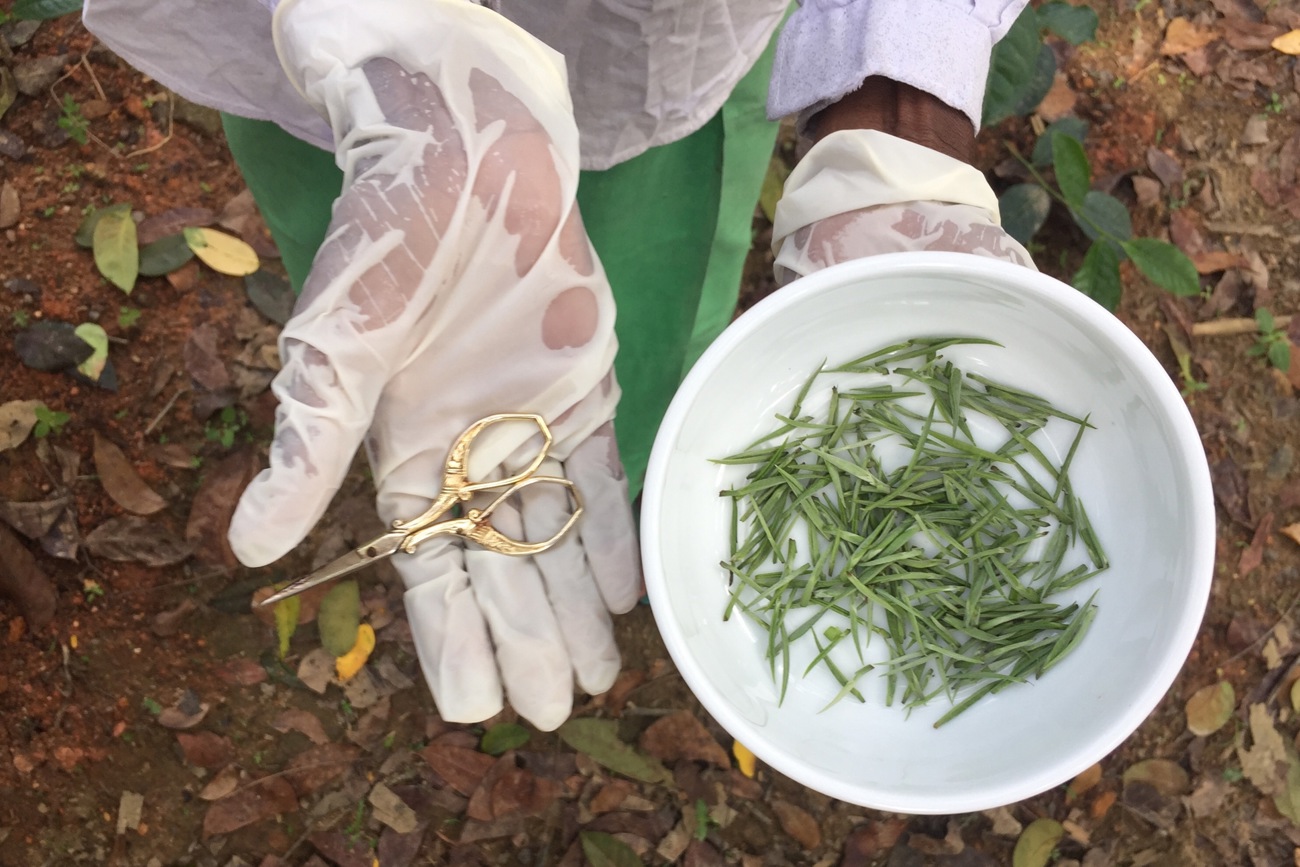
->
[221,41,779,498]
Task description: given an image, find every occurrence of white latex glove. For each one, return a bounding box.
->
[772,129,1035,281]
[227,0,641,731]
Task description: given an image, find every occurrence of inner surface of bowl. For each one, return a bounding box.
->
[641,252,1214,815]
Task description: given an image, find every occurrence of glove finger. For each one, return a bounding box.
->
[396,536,505,725]
[228,340,370,567]
[564,424,642,614]
[465,496,574,732]
[521,457,621,696]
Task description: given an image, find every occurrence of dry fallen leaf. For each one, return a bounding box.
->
[92,433,167,515]
[185,447,259,567]
[1238,512,1274,577]
[1281,522,1300,547]
[1272,29,1300,54]
[270,708,332,745]
[638,710,730,767]
[198,764,241,801]
[0,400,42,452]
[1185,681,1236,736]
[421,743,496,796]
[184,226,260,276]
[202,775,297,838]
[0,522,57,628]
[1122,758,1190,796]
[84,515,193,566]
[1161,17,1220,55]
[156,689,210,730]
[771,799,821,850]
[284,742,360,795]
[175,731,235,769]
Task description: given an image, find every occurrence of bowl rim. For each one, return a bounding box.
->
[641,251,1216,814]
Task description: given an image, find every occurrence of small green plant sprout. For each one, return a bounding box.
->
[57,94,90,146]
[82,579,105,602]
[204,406,248,448]
[33,405,70,438]
[118,306,142,329]
[140,696,163,716]
[12,309,30,327]
[1249,308,1292,372]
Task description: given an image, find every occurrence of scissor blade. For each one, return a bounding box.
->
[257,529,408,606]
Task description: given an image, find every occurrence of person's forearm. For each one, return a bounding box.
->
[807,76,974,164]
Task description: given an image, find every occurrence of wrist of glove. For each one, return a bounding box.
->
[772,129,1035,283]
[231,0,641,731]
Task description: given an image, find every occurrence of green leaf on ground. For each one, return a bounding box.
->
[1073,242,1122,310]
[73,322,109,382]
[13,0,84,20]
[1122,238,1200,297]
[999,183,1052,246]
[1013,818,1064,867]
[92,204,139,294]
[580,831,643,867]
[76,202,129,248]
[138,233,195,277]
[984,6,1057,126]
[1052,134,1092,207]
[1038,1,1099,45]
[557,718,672,784]
[1032,118,1089,167]
[317,580,361,657]
[481,722,530,756]
[1070,191,1132,246]
[0,68,17,123]
[759,154,790,224]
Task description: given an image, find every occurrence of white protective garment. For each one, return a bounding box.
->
[224,0,641,730]
[772,130,1035,282]
[82,0,788,170]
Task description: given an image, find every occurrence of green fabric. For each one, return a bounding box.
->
[221,115,342,292]
[220,42,778,498]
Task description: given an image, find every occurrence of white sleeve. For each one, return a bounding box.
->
[766,0,1031,133]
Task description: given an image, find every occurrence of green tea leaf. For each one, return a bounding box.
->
[138,233,195,277]
[92,204,139,294]
[481,722,530,756]
[13,0,84,20]
[317,580,362,657]
[557,718,672,784]
[274,596,300,659]
[984,6,1057,126]
[759,154,790,224]
[1072,242,1122,311]
[1121,237,1199,297]
[580,831,642,867]
[1032,117,1089,167]
[1013,818,1064,867]
[1052,134,1092,207]
[998,183,1052,246]
[1185,681,1235,737]
[1037,1,1099,45]
[1070,191,1132,246]
[73,322,109,382]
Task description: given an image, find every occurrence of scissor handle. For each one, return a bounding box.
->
[401,475,584,555]
[393,412,555,534]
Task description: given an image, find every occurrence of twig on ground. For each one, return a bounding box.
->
[1192,315,1291,337]
[144,387,189,435]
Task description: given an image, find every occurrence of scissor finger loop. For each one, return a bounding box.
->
[401,474,583,554]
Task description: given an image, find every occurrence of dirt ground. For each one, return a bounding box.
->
[1,2,1299,866]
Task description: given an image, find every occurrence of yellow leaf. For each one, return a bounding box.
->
[335,623,376,682]
[183,226,260,276]
[274,595,300,659]
[732,740,757,778]
[1272,29,1300,55]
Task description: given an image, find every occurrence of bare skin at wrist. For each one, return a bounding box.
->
[808,76,975,165]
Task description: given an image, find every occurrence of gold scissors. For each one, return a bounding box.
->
[257,412,582,607]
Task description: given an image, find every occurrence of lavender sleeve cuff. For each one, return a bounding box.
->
[767,0,1030,133]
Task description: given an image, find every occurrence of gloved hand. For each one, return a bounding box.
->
[228,0,641,731]
[772,129,1035,281]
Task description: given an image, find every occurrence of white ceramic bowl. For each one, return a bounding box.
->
[641,252,1214,815]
